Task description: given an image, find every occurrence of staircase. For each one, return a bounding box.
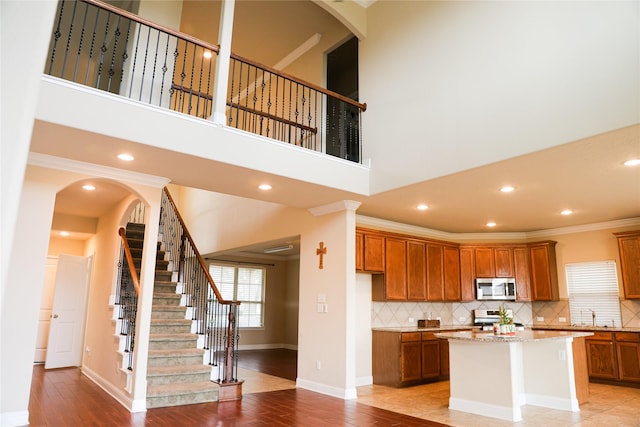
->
[123,223,218,409]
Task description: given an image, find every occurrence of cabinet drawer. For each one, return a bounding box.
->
[587,331,614,341]
[421,332,438,341]
[616,332,640,342]
[401,332,421,342]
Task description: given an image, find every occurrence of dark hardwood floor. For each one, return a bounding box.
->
[28,364,448,426]
[238,348,298,381]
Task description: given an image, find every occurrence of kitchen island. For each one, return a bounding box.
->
[434,329,592,422]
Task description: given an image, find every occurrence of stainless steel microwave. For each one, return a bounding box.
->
[476,278,517,301]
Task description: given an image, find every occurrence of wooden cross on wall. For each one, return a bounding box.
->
[316,241,327,269]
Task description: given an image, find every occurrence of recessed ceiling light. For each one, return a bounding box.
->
[59,231,70,237]
[486,222,497,227]
[561,209,573,216]
[417,204,429,211]
[500,186,515,193]
[624,159,640,167]
[82,184,96,191]
[203,51,212,59]
[117,153,134,161]
[258,184,272,191]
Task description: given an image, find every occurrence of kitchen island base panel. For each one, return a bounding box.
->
[446,336,583,422]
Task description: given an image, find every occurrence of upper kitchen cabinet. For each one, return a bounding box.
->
[356,231,363,271]
[443,245,462,301]
[614,231,640,299]
[407,239,427,300]
[529,241,559,301]
[513,246,531,301]
[376,237,408,300]
[472,246,514,278]
[459,247,476,301]
[358,229,385,273]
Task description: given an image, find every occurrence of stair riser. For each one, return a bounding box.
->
[148,355,204,367]
[149,339,198,350]
[147,372,211,387]
[150,325,192,334]
[155,272,172,281]
[154,284,178,294]
[146,390,218,409]
[151,310,187,320]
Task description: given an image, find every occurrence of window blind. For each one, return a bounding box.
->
[209,264,265,328]
[566,261,621,328]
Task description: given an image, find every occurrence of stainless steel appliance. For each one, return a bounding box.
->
[473,309,525,331]
[475,277,516,301]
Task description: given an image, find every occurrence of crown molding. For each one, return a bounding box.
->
[28,153,170,188]
[356,214,640,241]
[309,200,362,216]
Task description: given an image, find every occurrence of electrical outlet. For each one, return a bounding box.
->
[408,317,414,323]
[559,317,566,323]
[558,350,566,361]
[316,360,321,370]
[459,317,466,322]
[537,316,544,322]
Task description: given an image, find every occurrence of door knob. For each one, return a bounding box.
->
[52,314,59,319]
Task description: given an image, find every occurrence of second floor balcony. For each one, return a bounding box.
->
[44,0,366,164]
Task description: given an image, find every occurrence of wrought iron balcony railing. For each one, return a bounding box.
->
[45,0,366,163]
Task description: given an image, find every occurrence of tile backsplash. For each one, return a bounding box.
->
[372,299,640,329]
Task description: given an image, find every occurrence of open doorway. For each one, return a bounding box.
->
[326,36,359,162]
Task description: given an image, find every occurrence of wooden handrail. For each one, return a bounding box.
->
[82,0,220,55]
[118,227,141,296]
[162,188,239,306]
[81,0,366,113]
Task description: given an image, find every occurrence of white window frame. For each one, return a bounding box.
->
[566,260,621,328]
[209,263,266,329]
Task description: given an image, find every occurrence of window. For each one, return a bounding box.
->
[566,261,621,327]
[209,264,265,328]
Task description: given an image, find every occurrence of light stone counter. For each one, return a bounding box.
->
[435,329,593,342]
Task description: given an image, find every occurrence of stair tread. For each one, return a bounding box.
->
[147,381,217,396]
[147,365,211,376]
[149,333,198,340]
[148,348,204,357]
[152,305,184,311]
[151,318,191,325]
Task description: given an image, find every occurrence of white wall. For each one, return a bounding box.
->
[360,1,640,194]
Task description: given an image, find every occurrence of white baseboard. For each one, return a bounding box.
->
[355,375,373,387]
[524,393,579,412]
[296,378,357,400]
[449,397,522,422]
[81,364,143,412]
[0,410,29,427]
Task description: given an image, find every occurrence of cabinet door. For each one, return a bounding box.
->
[615,232,640,299]
[616,342,640,382]
[513,247,530,301]
[494,247,514,277]
[407,240,427,300]
[355,232,363,271]
[443,246,461,301]
[426,244,444,301]
[363,233,385,272]
[400,341,422,383]
[529,242,559,301]
[459,247,476,301]
[474,247,495,277]
[385,238,407,300]
[586,338,617,379]
[421,337,440,379]
[439,338,450,376]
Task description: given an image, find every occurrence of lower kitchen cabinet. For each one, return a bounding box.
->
[615,332,640,382]
[372,329,469,387]
[586,332,617,380]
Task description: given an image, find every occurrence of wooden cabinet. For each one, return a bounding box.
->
[474,247,495,277]
[513,246,530,301]
[407,240,427,300]
[614,231,640,299]
[529,241,559,301]
[586,332,617,380]
[494,247,514,277]
[355,232,363,271]
[384,238,408,300]
[421,332,440,379]
[443,246,461,301]
[363,232,385,272]
[400,333,422,384]
[426,244,444,301]
[459,247,475,301]
[615,332,640,383]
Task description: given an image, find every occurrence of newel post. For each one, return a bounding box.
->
[217,303,243,401]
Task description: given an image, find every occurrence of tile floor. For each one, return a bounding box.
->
[241,368,640,426]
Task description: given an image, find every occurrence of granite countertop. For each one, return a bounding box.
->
[434,329,593,343]
[372,325,481,333]
[533,325,640,333]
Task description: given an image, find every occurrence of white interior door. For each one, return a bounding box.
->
[34,256,58,362]
[45,254,92,369]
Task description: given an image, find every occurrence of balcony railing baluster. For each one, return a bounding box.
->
[45,0,365,162]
